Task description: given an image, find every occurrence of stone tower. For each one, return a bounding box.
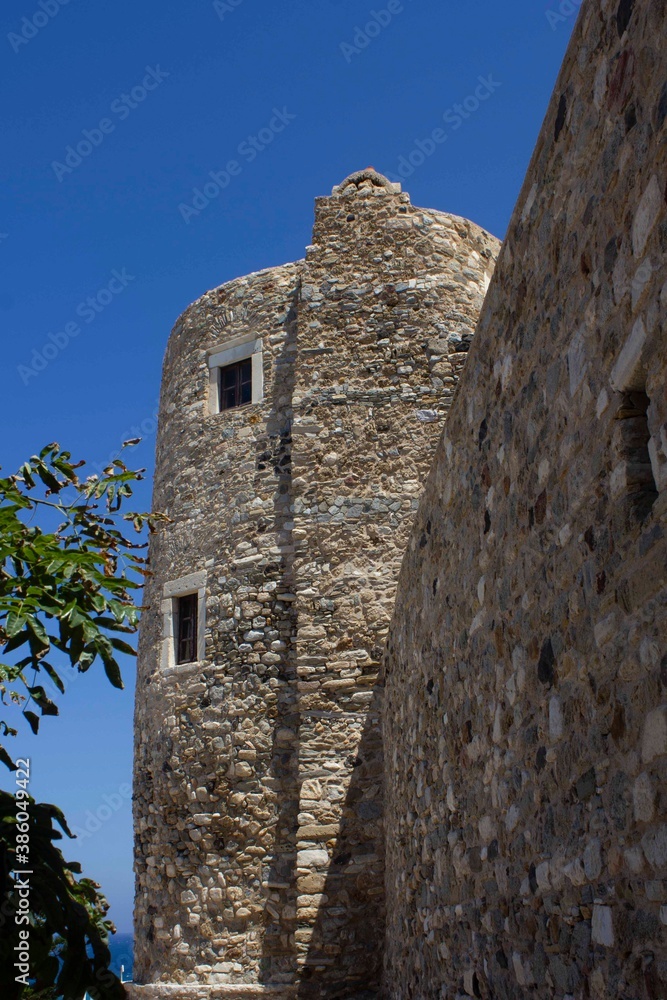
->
[131,169,499,997]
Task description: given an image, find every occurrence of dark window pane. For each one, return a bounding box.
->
[218,359,254,411]
[176,593,198,664]
[222,386,237,410]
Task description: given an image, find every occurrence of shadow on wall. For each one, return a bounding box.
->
[258,284,301,986]
[257,285,386,995]
[295,686,385,1000]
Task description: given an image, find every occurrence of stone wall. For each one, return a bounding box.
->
[383,0,667,997]
[132,170,498,996]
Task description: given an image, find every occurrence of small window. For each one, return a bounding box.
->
[162,572,206,671]
[176,594,198,664]
[219,359,252,411]
[207,337,263,414]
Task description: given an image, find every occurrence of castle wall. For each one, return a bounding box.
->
[132,172,498,996]
[383,0,667,997]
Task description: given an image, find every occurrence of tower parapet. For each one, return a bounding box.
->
[131,172,499,997]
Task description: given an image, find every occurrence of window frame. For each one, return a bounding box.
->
[161,572,207,672]
[175,592,198,665]
[207,335,263,415]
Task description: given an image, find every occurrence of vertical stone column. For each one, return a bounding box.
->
[289,170,499,994]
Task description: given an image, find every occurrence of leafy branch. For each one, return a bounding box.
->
[0,440,166,999]
[0,790,125,1000]
[0,442,163,770]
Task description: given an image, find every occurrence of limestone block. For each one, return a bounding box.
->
[642,707,667,763]
[591,906,614,947]
[632,175,662,257]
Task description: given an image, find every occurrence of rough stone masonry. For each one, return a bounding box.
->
[131,169,498,997]
[384,0,667,997]
[130,0,667,995]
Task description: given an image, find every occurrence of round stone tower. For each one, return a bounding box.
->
[131,170,499,998]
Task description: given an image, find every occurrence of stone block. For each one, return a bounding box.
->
[642,707,667,763]
[591,906,614,947]
[296,849,329,868]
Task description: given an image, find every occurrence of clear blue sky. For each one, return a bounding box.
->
[0,0,577,934]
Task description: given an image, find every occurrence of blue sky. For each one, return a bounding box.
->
[0,0,578,934]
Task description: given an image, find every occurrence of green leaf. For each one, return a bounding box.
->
[1,630,29,654]
[104,659,124,689]
[40,800,75,838]
[5,612,26,638]
[94,637,124,690]
[19,462,36,488]
[77,651,95,672]
[24,710,40,734]
[42,661,65,694]
[90,593,106,613]
[108,600,126,623]
[27,685,59,716]
[27,614,50,647]
[93,616,136,634]
[109,637,137,657]
[34,460,62,494]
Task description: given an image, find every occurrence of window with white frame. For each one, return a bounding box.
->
[161,572,207,670]
[208,335,263,414]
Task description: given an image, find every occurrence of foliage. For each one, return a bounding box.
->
[0,442,160,999]
[0,442,152,769]
[0,790,124,1000]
